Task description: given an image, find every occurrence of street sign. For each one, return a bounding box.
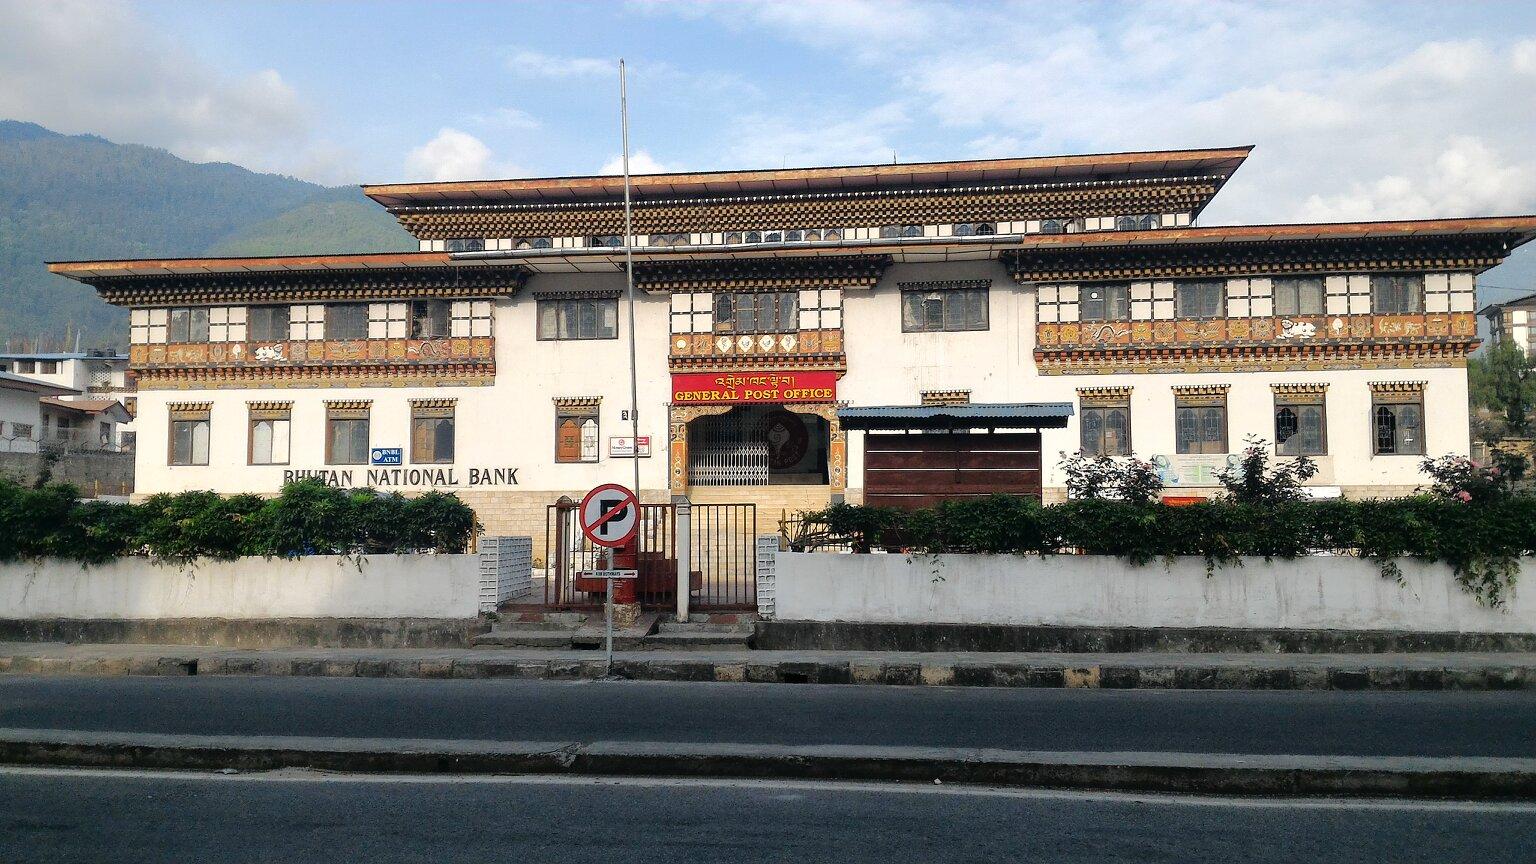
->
[578,483,639,548]
[577,569,639,580]
[370,447,402,465]
[608,436,651,458]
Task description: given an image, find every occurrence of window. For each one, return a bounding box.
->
[1371,274,1424,313]
[411,401,456,464]
[369,302,408,339]
[99,422,112,446]
[325,403,370,465]
[1080,284,1130,322]
[248,305,290,342]
[290,304,325,341]
[410,300,452,339]
[537,297,618,340]
[1080,405,1131,457]
[1273,277,1324,317]
[1114,215,1161,230]
[1273,390,1327,456]
[900,282,989,333]
[167,307,210,342]
[445,237,485,252]
[248,404,291,465]
[15,360,35,374]
[451,300,494,337]
[797,289,843,330]
[1371,385,1426,455]
[514,236,553,249]
[1039,217,1082,235]
[326,304,368,340]
[554,401,600,463]
[130,309,170,344]
[38,361,59,374]
[713,291,798,334]
[1174,388,1228,455]
[650,232,689,247]
[590,235,624,248]
[207,307,246,342]
[1175,280,1225,318]
[168,405,210,466]
[11,422,33,439]
[879,225,923,238]
[952,222,997,236]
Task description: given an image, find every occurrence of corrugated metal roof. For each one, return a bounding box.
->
[838,403,1074,430]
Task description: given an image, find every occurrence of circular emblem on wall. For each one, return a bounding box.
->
[760,409,810,470]
[675,337,689,350]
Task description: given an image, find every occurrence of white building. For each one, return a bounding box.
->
[0,351,135,451]
[0,372,77,454]
[45,147,1536,551]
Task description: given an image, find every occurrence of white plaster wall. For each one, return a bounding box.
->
[0,387,43,453]
[774,552,1536,634]
[0,554,479,619]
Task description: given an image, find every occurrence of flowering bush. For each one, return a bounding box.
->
[1217,436,1319,506]
[1420,451,1529,504]
[1060,451,1164,504]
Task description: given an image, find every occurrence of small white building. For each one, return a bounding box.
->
[0,372,77,454]
[0,351,135,451]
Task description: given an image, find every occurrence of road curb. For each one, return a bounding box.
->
[2,650,1533,691]
[1,730,1533,800]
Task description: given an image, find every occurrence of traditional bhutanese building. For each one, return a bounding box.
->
[47,146,1536,552]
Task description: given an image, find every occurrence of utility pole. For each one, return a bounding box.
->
[619,59,641,500]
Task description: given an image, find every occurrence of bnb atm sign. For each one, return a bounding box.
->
[671,371,837,405]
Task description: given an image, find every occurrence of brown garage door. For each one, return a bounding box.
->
[863,432,1042,509]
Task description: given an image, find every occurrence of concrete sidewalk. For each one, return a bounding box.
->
[2,642,1534,690]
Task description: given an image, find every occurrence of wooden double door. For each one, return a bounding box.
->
[862,432,1042,509]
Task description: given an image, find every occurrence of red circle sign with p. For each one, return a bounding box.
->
[579,483,639,548]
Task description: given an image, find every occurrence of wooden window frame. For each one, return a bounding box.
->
[411,401,456,464]
[537,297,619,341]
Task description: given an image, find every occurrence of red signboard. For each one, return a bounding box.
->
[671,371,837,405]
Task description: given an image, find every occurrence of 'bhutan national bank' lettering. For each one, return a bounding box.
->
[282,468,519,488]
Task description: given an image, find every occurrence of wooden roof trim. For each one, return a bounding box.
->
[1019,215,1536,249]
[361,147,1255,205]
[47,252,453,281]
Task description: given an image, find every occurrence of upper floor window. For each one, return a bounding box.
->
[1114,215,1161,231]
[514,237,553,249]
[879,225,924,238]
[1080,403,1131,457]
[325,403,371,465]
[167,307,210,343]
[714,292,798,334]
[952,223,997,236]
[650,232,690,247]
[1039,217,1083,235]
[1175,280,1225,319]
[445,238,485,252]
[1081,284,1130,322]
[590,235,624,248]
[14,360,35,374]
[410,300,452,339]
[38,360,59,374]
[900,281,989,333]
[290,304,325,341]
[411,401,456,464]
[1371,274,1424,314]
[248,305,290,342]
[1273,277,1324,317]
[325,304,368,341]
[538,297,618,340]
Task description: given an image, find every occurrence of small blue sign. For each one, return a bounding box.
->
[371,447,402,466]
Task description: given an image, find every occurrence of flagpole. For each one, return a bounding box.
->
[620,60,641,500]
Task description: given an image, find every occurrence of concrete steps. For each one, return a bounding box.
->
[472,611,662,650]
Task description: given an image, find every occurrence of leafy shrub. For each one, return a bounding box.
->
[0,477,479,566]
[1060,452,1164,503]
[1217,437,1319,506]
[1420,452,1529,503]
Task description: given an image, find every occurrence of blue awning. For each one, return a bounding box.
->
[838,402,1074,431]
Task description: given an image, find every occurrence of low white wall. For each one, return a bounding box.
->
[774,553,1536,633]
[0,554,479,620]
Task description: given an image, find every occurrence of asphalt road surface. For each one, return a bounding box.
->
[2,767,1532,863]
[2,675,1535,758]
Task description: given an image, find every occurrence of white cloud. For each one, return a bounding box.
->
[598,150,671,175]
[467,107,542,131]
[506,50,615,78]
[0,0,353,182]
[721,103,908,169]
[404,128,523,182]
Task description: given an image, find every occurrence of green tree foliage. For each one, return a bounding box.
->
[0,120,411,349]
[1468,340,1536,439]
[0,478,478,565]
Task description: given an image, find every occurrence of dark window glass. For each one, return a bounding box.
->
[1039,218,1081,235]
[167,308,210,342]
[412,415,455,464]
[1175,280,1225,318]
[900,286,989,333]
[326,418,370,465]
[1274,277,1324,317]
[1373,401,1425,455]
[248,306,290,342]
[515,237,553,249]
[1275,402,1326,455]
[590,235,623,248]
[169,419,210,466]
[1080,406,1131,456]
[445,238,485,252]
[410,300,452,339]
[537,298,618,340]
[713,292,798,334]
[1176,405,1227,454]
[1081,284,1130,321]
[1370,274,1424,313]
[326,304,368,340]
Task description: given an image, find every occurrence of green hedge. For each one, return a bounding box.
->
[805,496,1536,606]
[0,478,479,566]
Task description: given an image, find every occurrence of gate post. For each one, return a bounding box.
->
[674,494,691,623]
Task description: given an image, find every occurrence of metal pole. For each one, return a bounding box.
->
[619,60,642,499]
[676,497,691,623]
[605,575,614,665]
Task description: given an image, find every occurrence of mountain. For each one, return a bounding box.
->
[0,120,411,350]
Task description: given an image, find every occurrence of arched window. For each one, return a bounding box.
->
[974,222,996,235]
[879,225,903,238]
[785,230,803,242]
[1040,218,1081,235]
[1115,216,1139,231]
[1374,405,1397,455]
[803,229,822,242]
[725,232,743,244]
[953,222,974,237]
[1275,407,1299,447]
[823,229,842,241]
[1138,214,1161,230]
[745,231,762,244]
[901,224,923,237]
[590,235,623,248]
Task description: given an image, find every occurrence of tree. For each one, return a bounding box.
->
[1217,436,1319,506]
[1468,340,1536,437]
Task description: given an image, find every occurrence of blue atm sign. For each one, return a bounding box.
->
[370,447,402,466]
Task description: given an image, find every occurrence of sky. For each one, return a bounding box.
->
[2,0,1535,292]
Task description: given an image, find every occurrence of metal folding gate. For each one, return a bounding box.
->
[544,500,757,610]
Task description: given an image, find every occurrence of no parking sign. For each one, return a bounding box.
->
[578,483,639,548]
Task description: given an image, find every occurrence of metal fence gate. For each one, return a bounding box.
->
[545,500,757,611]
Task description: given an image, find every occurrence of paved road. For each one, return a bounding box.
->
[3,675,1535,758]
[1,767,1531,863]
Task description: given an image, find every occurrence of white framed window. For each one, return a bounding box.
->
[670,292,714,334]
[289,305,325,341]
[208,306,247,343]
[797,289,842,330]
[368,302,408,339]
[451,300,493,337]
[129,309,168,344]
